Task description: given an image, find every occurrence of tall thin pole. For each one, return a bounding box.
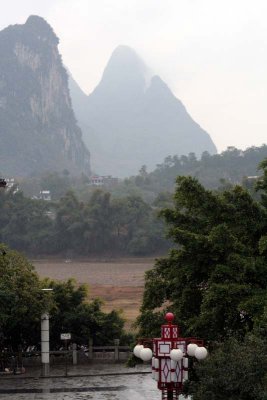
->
[65,339,68,376]
[41,313,50,376]
[167,391,174,400]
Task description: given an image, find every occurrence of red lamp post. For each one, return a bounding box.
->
[134,312,208,400]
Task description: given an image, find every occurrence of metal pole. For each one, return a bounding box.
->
[167,391,173,400]
[65,340,68,376]
[88,338,93,360]
[72,343,77,365]
[114,339,120,362]
[41,313,50,376]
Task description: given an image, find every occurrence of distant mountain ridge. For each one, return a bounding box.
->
[70,46,217,177]
[0,16,91,177]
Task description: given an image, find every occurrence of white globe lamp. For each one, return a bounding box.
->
[140,347,153,361]
[170,349,183,361]
[187,343,198,356]
[195,346,208,360]
[133,344,144,358]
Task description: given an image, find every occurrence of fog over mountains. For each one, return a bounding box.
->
[0,15,217,179]
[69,46,217,177]
[0,16,90,177]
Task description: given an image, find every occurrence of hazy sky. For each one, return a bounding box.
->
[1,0,267,153]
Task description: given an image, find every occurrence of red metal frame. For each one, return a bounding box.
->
[139,313,205,399]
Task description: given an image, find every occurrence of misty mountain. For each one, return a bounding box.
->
[69,46,217,177]
[0,16,91,177]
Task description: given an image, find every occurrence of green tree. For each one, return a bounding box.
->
[138,175,267,341]
[54,190,86,253]
[86,190,114,253]
[137,169,267,398]
[0,244,46,350]
[0,188,53,254]
[0,244,126,350]
[256,159,267,207]
[43,278,125,347]
[185,336,267,400]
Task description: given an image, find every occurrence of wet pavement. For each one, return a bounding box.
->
[0,365,161,400]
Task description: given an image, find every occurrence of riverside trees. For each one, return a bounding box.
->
[137,162,267,398]
[0,244,46,349]
[0,187,168,256]
[0,244,126,351]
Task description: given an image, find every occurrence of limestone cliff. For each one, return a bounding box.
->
[0,16,90,176]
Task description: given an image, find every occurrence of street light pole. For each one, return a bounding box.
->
[41,288,53,377]
[41,312,50,377]
[134,312,208,400]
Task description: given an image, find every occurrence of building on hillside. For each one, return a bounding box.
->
[40,190,51,201]
[2,178,20,193]
[45,210,55,219]
[89,175,119,187]
[6,178,15,188]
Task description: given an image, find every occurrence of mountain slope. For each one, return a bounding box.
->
[70,46,216,177]
[0,16,91,177]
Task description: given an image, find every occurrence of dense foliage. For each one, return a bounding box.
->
[0,244,46,350]
[184,336,267,400]
[125,144,267,196]
[18,145,267,202]
[2,144,267,258]
[0,244,127,351]
[138,174,267,339]
[137,160,267,398]
[0,188,53,254]
[43,278,126,348]
[0,187,169,257]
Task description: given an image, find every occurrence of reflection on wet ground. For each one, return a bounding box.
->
[0,386,127,394]
[0,365,160,400]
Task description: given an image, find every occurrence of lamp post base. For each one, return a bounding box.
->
[42,363,50,377]
[162,389,179,400]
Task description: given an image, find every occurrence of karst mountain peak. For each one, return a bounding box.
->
[0,16,90,177]
[70,45,217,177]
[0,12,217,179]
[101,45,148,83]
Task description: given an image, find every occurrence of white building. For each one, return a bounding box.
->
[40,190,51,201]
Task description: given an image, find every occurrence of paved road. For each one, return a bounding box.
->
[0,365,160,400]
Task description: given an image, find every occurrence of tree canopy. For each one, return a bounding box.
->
[0,187,168,257]
[138,174,267,340]
[0,244,46,350]
[184,336,267,400]
[0,244,127,351]
[44,278,126,348]
[137,161,267,398]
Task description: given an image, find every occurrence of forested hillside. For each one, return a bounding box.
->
[21,145,265,204]
[125,145,267,196]
[1,145,267,257]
